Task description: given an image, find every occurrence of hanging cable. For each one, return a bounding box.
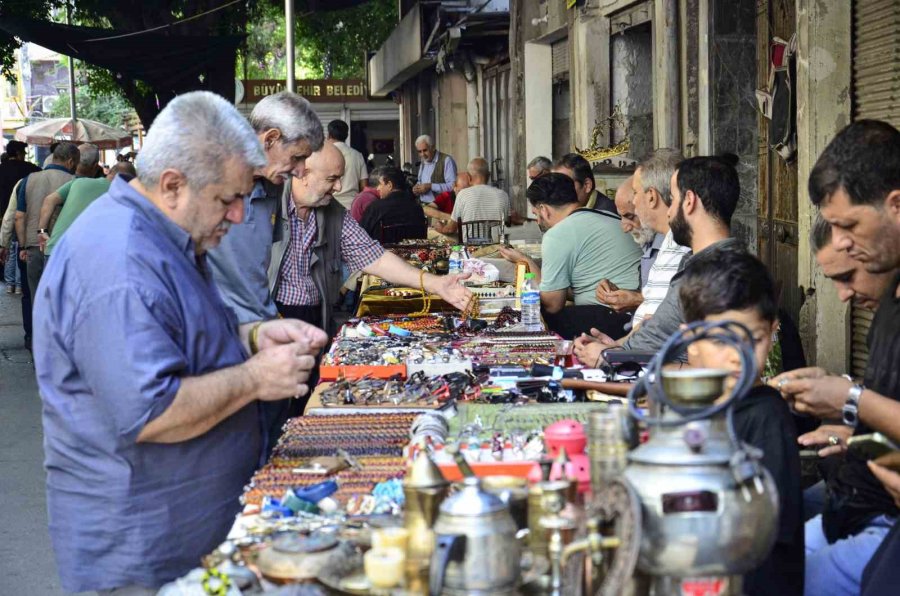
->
[626,320,757,447]
[82,0,245,42]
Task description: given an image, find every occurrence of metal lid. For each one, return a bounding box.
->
[439,477,508,516]
[661,368,730,406]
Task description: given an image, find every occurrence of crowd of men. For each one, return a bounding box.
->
[1,87,898,596]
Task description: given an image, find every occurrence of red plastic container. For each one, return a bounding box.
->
[543,419,587,456]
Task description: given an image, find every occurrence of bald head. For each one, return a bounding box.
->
[467,158,490,184]
[292,142,345,210]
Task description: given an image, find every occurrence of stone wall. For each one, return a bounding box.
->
[709,0,759,250]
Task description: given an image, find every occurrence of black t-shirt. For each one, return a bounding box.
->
[0,159,41,214]
[824,274,900,541]
[733,384,805,596]
[861,514,900,595]
[359,190,426,242]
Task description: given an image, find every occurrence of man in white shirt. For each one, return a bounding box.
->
[433,157,509,239]
[327,119,367,210]
[597,148,690,329]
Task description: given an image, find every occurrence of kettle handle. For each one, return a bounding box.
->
[429,534,466,596]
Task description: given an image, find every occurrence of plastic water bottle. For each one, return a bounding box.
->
[448,245,463,276]
[521,273,542,331]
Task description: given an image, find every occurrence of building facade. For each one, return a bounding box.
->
[370,0,899,373]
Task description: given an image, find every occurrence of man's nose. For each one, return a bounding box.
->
[333,179,343,193]
[831,227,853,251]
[227,198,245,224]
[837,284,855,303]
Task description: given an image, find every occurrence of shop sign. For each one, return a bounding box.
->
[242,79,368,103]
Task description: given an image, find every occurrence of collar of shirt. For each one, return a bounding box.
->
[108,176,195,260]
[643,232,665,256]
[44,164,71,174]
[248,179,268,202]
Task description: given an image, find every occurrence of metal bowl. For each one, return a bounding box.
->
[660,368,730,406]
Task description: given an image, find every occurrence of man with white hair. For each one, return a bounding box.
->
[412,134,457,204]
[33,91,327,595]
[74,142,101,177]
[207,91,324,325]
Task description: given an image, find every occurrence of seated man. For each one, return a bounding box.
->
[574,155,742,367]
[360,166,426,243]
[680,249,804,596]
[432,158,509,238]
[424,171,470,221]
[499,173,641,338]
[553,153,616,213]
[349,171,381,222]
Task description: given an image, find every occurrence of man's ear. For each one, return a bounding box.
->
[885,189,900,224]
[158,169,187,208]
[682,189,699,216]
[647,188,661,209]
[262,128,282,150]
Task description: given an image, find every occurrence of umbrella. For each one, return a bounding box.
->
[14,118,133,151]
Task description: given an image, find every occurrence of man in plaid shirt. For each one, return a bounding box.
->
[267,143,473,423]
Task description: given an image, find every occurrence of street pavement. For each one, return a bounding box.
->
[0,290,64,595]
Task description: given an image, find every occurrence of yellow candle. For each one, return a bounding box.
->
[365,547,406,589]
[372,527,411,551]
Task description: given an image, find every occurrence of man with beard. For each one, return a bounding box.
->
[574,154,742,367]
[207,91,324,326]
[770,120,900,596]
[498,173,640,338]
[592,176,657,314]
[33,92,327,594]
[596,150,690,325]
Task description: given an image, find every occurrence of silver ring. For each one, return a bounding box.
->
[778,378,789,389]
[828,435,841,447]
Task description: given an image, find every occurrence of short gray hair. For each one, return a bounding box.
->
[52,142,79,165]
[638,148,684,206]
[78,143,100,168]
[136,91,266,191]
[468,157,490,182]
[527,155,552,173]
[249,91,324,150]
[811,213,833,252]
[415,134,433,148]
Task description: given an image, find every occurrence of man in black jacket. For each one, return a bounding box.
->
[360,166,426,243]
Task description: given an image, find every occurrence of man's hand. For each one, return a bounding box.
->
[573,328,617,367]
[868,462,900,509]
[37,232,49,252]
[412,183,432,196]
[0,247,7,266]
[498,245,528,264]
[775,374,852,419]
[245,343,318,400]
[426,272,474,311]
[18,249,28,262]
[798,424,853,457]
[255,319,329,354]
[769,366,829,388]
[595,279,643,313]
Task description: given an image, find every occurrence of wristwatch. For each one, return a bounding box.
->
[842,383,865,428]
[37,228,48,235]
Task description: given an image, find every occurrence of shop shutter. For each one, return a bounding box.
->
[849,0,900,378]
[551,38,569,79]
[482,63,513,197]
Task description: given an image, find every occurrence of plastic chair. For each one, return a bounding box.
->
[459,219,502,245]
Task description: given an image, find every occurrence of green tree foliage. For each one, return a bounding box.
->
[47,90,133,127]
[240,0,397,80]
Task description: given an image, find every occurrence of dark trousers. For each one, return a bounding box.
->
[260,302,324,458]
[542,304,632,341]
[18,255,32,342]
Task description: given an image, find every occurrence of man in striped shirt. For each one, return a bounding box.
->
[596,150,690,329]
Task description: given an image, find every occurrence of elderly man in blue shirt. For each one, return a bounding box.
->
[33,91,328,595]
[412,134,457,204]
